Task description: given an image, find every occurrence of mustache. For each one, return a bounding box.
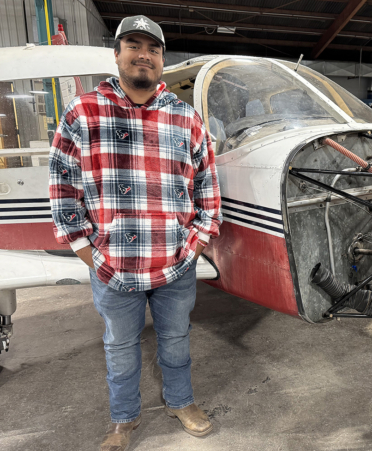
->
[132,60,155,69]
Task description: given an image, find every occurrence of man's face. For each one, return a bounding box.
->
[114,33,165,91]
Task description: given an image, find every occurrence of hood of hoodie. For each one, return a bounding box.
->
[95,77,178,110]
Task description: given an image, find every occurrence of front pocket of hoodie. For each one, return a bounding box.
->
[98,213,183,270]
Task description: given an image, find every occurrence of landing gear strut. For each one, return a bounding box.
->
[0,290,17,354]
[1,315,12,353]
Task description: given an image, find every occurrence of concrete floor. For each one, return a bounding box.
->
[1,282,372,451]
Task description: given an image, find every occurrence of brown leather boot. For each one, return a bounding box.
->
[100,414,141,451]
[165,403,213,437]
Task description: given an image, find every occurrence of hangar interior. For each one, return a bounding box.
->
[3,2,372,451]
[3,0,372,155]
[2,0,372,152]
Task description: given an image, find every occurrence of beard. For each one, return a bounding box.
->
[119,62,161,91]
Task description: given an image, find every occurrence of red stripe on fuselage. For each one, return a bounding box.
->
[0,219,299,318]
[204,221,298,317]
[0,223,69,250]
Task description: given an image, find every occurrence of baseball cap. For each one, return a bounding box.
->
[115,15,166,51]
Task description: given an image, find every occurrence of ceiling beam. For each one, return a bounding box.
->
[106,26,372,53]
[101,12,372,40]
[95,0,372,23]
[160,32,372,53]
[102,12,322,35]
[95,0,337,21]
[311,0,368,59]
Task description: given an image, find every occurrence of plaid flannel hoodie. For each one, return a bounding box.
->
[49,77,222,291]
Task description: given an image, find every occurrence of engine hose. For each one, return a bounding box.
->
[310,263,372,315]
[322,138,372,173]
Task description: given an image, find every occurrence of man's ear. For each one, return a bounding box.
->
[114,49,119,64]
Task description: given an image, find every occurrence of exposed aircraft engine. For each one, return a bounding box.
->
[288,132,372,321]
[310,263,372,317]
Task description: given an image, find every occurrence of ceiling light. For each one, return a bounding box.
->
[217,26,236,34]
[29,90,49,94]
[6,94,34,99]
[29,91,46,95]
[0,114,6,117]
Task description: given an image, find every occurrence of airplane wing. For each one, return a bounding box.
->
[0,251,218,291]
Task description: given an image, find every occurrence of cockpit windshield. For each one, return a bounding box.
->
[280,61,372,125]
[203,59,347,155]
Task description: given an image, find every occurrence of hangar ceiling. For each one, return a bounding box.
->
[92,0,372,63]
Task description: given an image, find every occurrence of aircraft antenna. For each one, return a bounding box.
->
[294,54,304,72]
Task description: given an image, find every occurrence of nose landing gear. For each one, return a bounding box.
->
[0,315,12,353]
[0,290,16,354]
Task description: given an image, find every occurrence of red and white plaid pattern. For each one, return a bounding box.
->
[49,78,222,291]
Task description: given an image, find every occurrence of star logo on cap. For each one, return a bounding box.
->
[133,18,150,31]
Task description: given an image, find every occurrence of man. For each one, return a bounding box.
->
[49,15,222,451]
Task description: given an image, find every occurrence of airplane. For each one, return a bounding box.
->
[2,39,372,353]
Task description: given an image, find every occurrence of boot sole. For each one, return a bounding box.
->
[165,407,213,437]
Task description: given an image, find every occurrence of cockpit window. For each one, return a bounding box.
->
[203,59,344,155]
[280,61,372,124]
[270,89,329,116]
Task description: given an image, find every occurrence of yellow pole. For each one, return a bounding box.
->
[10,83,23,166]
[0,117,4,150]
[10,83,21,149]
[43,0,59,124]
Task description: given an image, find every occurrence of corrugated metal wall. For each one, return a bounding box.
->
[85,0,110,47]
[0,1,28,47]
[0,0,112,93]
[51,0,89,46]
[0,0,110,48]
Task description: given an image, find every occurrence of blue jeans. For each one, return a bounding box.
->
[89,260,197,423]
